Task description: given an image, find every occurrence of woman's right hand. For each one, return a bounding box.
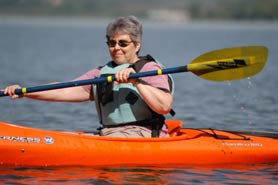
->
[3,85,24,99]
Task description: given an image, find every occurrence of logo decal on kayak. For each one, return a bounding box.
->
[222,142,263,147]
[0,135,40,143]
[44,136,55,144]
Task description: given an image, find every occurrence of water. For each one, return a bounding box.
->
[0,165,277,185]
[0,17,277,184]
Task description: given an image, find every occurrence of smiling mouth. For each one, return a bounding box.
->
[114,53,123,57]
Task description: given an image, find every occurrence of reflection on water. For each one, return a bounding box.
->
[1,164,277,185]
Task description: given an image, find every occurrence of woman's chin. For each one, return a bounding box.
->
[113,58,126,65]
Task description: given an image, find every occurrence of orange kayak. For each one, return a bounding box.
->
[0,120,277,167]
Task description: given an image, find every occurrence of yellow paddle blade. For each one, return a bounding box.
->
[187,46,268,81]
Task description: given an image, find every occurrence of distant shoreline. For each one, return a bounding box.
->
[1,15,278,29]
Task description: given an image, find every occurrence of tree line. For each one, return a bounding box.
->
[0,0,277,21]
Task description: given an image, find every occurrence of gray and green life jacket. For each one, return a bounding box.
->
[92,55,174,137]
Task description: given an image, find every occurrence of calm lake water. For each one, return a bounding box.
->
[0,17,277,184]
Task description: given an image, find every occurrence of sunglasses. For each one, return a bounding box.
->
[106,40,134,48]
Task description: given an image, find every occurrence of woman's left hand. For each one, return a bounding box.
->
[115,67,137,84]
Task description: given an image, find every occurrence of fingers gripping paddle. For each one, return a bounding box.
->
[0,46,268,97]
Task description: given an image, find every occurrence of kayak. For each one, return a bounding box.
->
[0,120,277,167]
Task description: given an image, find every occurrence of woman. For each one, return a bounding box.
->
[4,15,174,138]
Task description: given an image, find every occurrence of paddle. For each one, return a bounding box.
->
[0,46,268,97]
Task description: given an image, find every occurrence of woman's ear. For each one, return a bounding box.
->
[135,42,141,53]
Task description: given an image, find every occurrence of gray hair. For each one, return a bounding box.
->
[106,15,142,43]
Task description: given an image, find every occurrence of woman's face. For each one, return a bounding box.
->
[107,34,141,65]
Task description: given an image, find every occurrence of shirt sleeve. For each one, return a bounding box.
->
[140,62,171,92]
[73,68,101,93]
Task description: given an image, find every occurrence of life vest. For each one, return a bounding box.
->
[92,55,174,128]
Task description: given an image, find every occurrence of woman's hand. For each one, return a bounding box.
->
[115,67,137,85]
[3,84,23,99]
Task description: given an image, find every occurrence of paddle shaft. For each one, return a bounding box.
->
[0,66,188,97]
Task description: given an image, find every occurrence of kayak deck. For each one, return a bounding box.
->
[0,120,277,167]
